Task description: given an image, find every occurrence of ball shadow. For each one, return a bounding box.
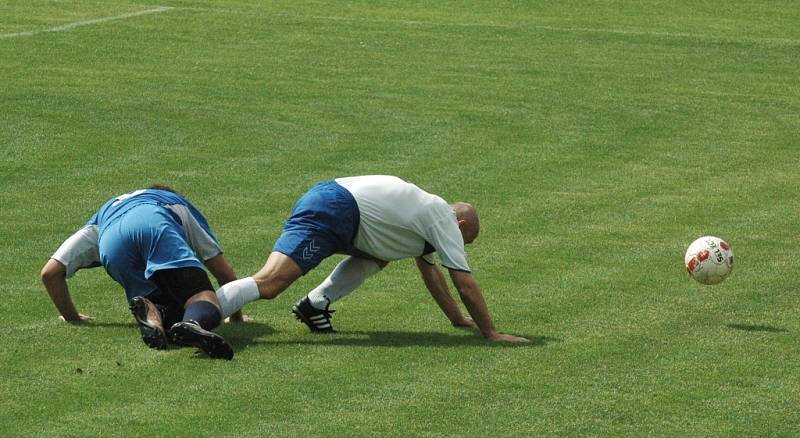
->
[726,323,788,333]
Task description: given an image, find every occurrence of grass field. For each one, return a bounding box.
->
[2,0,799,435]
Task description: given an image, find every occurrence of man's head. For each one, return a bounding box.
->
[452,202,479,244]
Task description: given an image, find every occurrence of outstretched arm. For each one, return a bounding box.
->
[40,259,93,323]
[448,270,528,343]
[204,253,248,322]
[415,257,474,327]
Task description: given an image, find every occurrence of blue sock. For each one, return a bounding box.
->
[183,301,222,330]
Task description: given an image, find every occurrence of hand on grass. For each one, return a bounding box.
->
[452,316,476,328]
[58,313,95,324]
[487,333,529,343]
[225,311,253,323]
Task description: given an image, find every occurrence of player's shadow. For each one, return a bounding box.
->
[216,321,277,351]
[79,322,138,328]
[78,320,277,352]
[263,330,559,348]
[179,322,276,359]
[76,320,279,345]
[726,323,788,333]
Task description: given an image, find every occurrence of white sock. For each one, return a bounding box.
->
[216,277,260,318]
[307,257,381,309]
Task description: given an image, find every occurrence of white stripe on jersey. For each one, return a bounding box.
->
[165,204,223,261]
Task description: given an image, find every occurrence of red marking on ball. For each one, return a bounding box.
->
[719,241,730,251]
[697,250,710,261]
[687,257,699,273]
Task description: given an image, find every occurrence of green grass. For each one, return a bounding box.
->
[2,0,799,435]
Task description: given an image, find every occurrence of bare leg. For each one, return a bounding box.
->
[215,252,304,317]
[252,251,304,299]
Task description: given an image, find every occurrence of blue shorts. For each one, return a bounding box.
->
[273,180,359,274]
[98,203,205,302]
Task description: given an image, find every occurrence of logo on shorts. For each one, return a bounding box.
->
[302,239,320,260]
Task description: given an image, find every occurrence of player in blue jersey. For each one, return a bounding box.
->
[41,185,241,360]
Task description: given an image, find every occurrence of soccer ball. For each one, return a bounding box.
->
[684,236,734,285]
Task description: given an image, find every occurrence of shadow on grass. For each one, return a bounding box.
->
[75,320,556,352]
[727,323,788,333]
[180,322,279,360]
[216,321,277,350]
[78,322,138,329]
[259,330,559,348]
[76,320,278,354]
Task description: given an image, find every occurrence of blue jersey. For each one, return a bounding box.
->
[88,189,217,243]
[59,189,223,301]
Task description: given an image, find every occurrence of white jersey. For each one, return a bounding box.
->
[51,225,102,278]
[335,176,470,272]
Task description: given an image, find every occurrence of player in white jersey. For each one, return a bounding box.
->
[216,176,528,343]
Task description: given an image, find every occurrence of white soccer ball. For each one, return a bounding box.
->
[684,236,734,285]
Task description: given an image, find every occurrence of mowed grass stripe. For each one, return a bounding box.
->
[283,13,800,48]
[0,6,174,39]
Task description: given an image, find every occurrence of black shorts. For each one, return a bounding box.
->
[151,266,214,304]
[147,267,214,326]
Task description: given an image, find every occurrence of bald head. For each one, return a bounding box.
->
[452,202,479,244]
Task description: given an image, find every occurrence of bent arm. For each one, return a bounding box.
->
[41,259,82,321]
[204,253,247,321]
[415,257,473,327]
[204,253,237,286]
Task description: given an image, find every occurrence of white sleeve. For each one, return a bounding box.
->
[424,216,471,272]
[165,204,223,261]
[51,225,101,278]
